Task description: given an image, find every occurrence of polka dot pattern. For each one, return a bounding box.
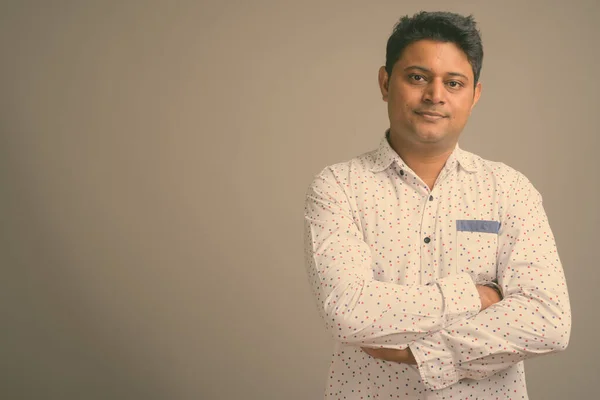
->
[303,132,571,398]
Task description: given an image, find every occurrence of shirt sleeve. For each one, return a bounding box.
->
[410,172,571,390]
[304,167,481,348]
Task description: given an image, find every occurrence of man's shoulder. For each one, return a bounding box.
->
[461,148,538,198]
[313,147,380,180]
[461,148,526,182]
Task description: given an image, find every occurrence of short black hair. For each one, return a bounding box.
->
[385,11,484,85]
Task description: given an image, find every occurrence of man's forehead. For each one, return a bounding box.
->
[395,40,473,77]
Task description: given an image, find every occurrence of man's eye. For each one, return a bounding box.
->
[447,81,462,88]
[409,74,426,82]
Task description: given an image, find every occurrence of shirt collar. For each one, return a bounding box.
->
[369,130,479,174]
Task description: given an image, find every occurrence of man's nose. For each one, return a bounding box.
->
[422,79,445,104]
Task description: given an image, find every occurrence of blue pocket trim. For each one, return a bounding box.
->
[456,220,500,234]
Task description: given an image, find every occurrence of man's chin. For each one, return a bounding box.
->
[413,131,448,144]
[389,126,457,148]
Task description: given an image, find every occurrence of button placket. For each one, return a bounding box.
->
[420,189,437,283]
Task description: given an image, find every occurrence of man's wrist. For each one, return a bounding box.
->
[403,347,417,364]
[482,281,503,300]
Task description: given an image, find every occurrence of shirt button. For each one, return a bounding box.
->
[424,237,431,243]
[399,169,405,176]
[429,195,434,201]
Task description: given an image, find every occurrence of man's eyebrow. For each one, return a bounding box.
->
[403,65,470,82]
[447,71,470,81]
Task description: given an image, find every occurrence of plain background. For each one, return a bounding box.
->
[1,1,598,399]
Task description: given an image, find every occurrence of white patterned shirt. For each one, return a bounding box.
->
[303,132,571,399]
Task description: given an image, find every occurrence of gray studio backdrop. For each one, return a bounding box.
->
[1,1,598,399]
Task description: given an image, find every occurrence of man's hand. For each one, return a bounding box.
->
[361,346,417,365]
[476,284,501,311]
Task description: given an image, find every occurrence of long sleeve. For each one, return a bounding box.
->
[410,173,571,390]
[304,167,481,348]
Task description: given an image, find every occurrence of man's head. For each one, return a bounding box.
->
[378,11,483,151]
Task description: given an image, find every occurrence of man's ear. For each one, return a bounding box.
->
[470,81,482,112]
[378,66,389,102]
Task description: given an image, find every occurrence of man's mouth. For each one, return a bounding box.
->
[415,110,446,118]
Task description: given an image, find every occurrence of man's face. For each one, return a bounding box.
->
[379,39,482,149]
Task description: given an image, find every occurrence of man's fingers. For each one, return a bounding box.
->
[361,347,375,356]
[361,347,394,361]
[361,347,382,359]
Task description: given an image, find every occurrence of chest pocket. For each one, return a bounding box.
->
[456,220,499,283]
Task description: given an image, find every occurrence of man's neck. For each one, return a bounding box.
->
[388,133,455,190]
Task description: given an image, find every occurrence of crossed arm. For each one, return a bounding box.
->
[304,169,571,390]
[362,284,501,365]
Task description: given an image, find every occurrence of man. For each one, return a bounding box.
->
[303,11,571,399]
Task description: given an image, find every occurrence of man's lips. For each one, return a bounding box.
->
[414,110,447,118]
